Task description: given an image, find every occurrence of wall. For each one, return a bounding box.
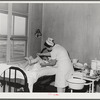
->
[0,3,8,10]
[42,3,100,65]
[28,3,42,57]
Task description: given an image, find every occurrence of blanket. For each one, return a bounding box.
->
[0,63,57,92]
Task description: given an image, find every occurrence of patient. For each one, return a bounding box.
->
[25,55,49,65]
[17,55,57,92]
[18,55,50,71]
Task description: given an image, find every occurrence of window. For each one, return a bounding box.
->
[0,13,8,61]
[10,41,26,59]
[13,16,26,36]
[0,40,7,61]
[0,12,27,62]
[10,15,27,61]
[0,13,8,35]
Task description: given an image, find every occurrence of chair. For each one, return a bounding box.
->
[0,66,29,92]
[33,75,56,92]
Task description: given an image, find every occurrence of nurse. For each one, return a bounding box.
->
[37,37,74,92]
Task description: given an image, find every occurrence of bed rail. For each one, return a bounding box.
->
[0,66,29,92]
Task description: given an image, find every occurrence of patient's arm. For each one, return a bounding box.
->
[30,56,39,64]
[25,56,41,65]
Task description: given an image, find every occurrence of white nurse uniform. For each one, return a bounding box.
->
[50,44,74,88]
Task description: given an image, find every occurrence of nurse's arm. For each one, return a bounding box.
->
[47,59,57,66]
[40,59,57,67]
[37,52,51,57]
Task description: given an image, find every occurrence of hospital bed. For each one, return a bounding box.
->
[0,62,57,92]
[0,66,29,92]
[0,46,57,92]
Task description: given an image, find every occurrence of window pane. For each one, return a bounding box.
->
[0,40,6,61]
[10,41,26,59]
[0,3,8,10]
[0,13,8,35]
[14,16,26,36]
[12,3,28,14]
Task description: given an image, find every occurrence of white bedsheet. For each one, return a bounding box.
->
[0,63,57,92]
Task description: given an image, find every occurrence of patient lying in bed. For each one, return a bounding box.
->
[0,55,57,92]
[17,55,57,92]
[18,55,50,71]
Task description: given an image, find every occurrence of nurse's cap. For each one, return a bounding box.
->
[46,37,54,46]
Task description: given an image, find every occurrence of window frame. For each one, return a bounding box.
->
[10,13,28,61]
[0,6,28,63]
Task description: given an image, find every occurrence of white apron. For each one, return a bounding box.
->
[55,59,74,88]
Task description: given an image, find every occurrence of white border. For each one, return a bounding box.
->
[0,93,100,99]
[0,1,100,99]
[1,1,100,3]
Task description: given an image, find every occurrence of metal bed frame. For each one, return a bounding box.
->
[0,66,29,92]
